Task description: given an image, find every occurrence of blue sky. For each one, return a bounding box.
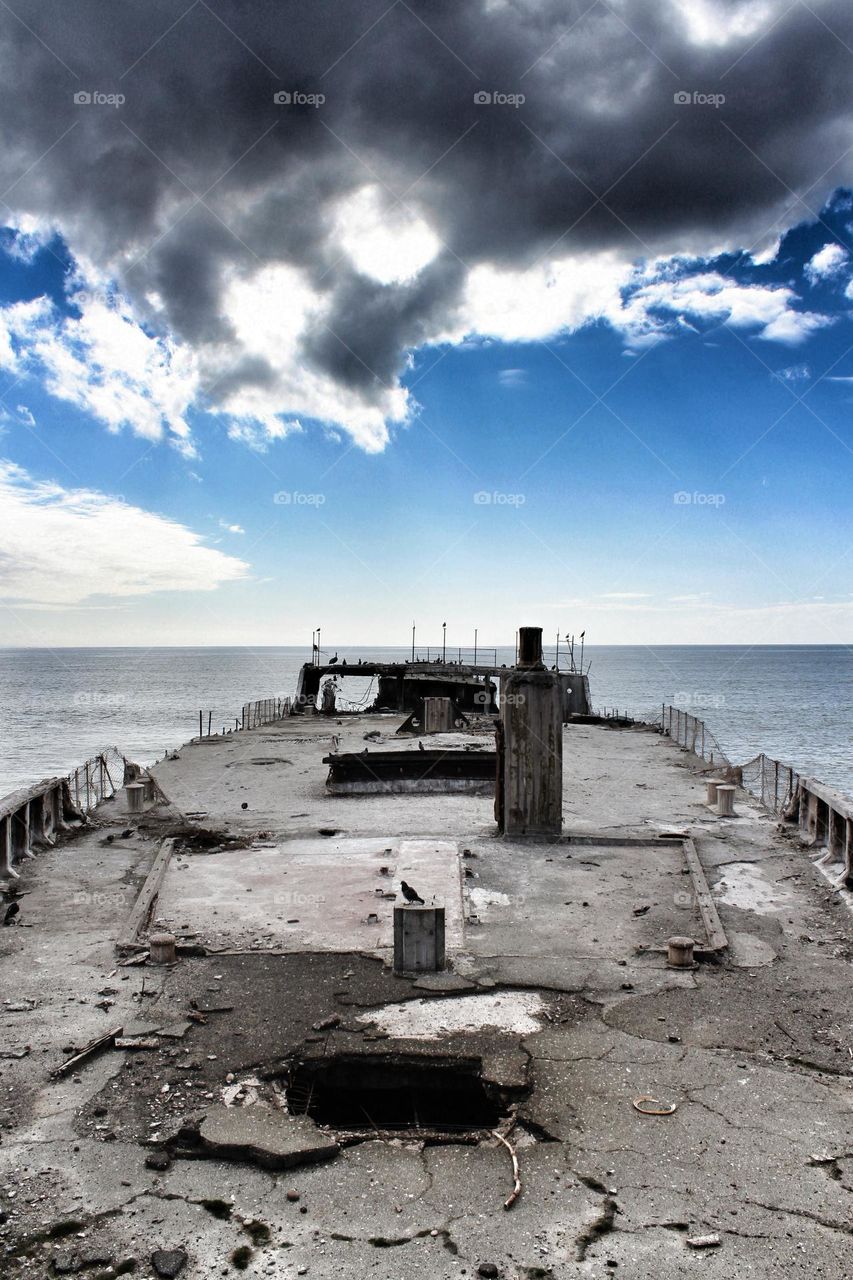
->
[1,2,853,647]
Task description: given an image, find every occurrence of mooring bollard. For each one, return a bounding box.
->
[142,778,156,804]
[149,933,176,964]
[393,903,445,973]
[706,779,724,805]
[715,784,736,816]
[126,783,145,813]
[667,936,695,968]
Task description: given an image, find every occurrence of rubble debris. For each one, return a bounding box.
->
[146,1151,173,1172]
[478,1266,499,1279]
[312,1014,341,1031]
[115,1036,160,1050]
[151,1247,188,1277]
[51,1026,123,1078]
[686,1234,721,1249]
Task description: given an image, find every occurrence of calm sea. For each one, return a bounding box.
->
[1,645,851,801]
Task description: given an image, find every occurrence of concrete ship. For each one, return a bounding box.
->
[1,627,851,1279]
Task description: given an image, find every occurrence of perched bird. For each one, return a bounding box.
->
[3,902,19,926]
[120,828,133,840]
[418,740,425,752]
[400,880,424,905]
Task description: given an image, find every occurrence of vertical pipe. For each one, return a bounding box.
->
[474,629,478,665]
[207,711,212,737]
[199,711,203,738]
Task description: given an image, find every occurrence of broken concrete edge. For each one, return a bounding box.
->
[116,836,176,951]
[160,1105,341,1171]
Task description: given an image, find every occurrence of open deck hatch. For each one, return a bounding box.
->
[284,1054,505,1134]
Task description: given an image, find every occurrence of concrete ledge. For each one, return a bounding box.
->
[117,837,176,950]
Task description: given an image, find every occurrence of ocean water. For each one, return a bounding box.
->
[0,645,851,801]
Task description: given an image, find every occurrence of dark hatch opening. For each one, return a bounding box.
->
[284,1055,504,1133]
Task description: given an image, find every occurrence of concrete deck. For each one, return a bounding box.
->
[1,714,851,1279]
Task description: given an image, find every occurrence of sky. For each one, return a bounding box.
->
[1,0,853,647]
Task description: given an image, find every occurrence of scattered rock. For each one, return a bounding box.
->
[286,1190,300,1202]
[51,1251,80,1275]
[151,1248,188,1277]
[686,1234,721,1250]
[311,1014,341,1032]
[478,1265,499,1278]
[145,1151,172,1172]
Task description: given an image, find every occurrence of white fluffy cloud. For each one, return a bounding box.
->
[0,462,249,606]
[0,291,200,455]
[0,243,835,458]
[804,242,848,284]
[450,255,831,352]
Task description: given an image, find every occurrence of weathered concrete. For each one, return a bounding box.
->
[1,716,851,1280]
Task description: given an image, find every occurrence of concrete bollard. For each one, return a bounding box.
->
[393,904,445,973]
[149,933,176,964]
[715,784,736,816]
[126,783,145,813]
[706,779,724,805]
[667,936,695,968]
[142,778,156,804]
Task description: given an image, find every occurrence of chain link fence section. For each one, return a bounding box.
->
[659,705,804,817]
[66,746,135,814]
[659,704,731,770]
[740,752,801,817]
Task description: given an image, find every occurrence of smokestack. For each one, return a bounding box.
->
[498,623,563,837]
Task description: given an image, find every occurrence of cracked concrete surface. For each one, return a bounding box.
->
[1,716,852,1278]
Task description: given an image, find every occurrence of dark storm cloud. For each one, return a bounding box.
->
[1,0,852,418]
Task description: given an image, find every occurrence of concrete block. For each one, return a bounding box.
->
[394,903,446,972]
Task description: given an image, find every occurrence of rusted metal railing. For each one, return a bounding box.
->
[1,747,134,881]
[240,696,292,730]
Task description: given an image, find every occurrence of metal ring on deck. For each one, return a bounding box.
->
[632,1096,678,1115]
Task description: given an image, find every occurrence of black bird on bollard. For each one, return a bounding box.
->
[400,880,424,905]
